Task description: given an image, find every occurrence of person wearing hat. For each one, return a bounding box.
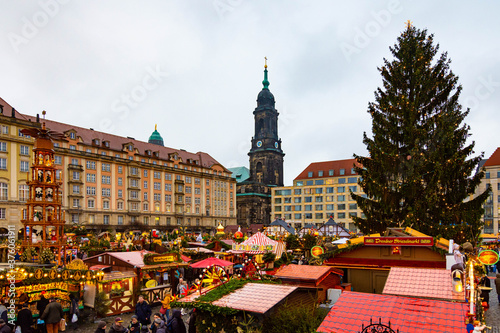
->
[108,318,127,333]
[0,319,11,333]
[94,321,106,333]
[16,303,33,333]
[128,315,141,332]
[153,318,166,333]
[166,310,186,333]
[150,314,164,333]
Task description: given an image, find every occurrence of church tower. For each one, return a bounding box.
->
[232,60,285,226]
[248,60,284,186]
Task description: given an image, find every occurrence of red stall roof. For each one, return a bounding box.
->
[274,264,343,285]
[212,283,298,314]
[383,267,465,302]
[317,291,468,333]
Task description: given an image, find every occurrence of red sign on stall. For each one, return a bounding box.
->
[364,237,434,246]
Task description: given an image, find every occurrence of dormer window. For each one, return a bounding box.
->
[128,145,133,151]
[94,139,100,145]
[103,141,109,148]
[69,132,76,140]
[145,150,151,156]
[153,152,159,158]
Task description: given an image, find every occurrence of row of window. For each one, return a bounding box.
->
[72,197,212,214]
[76,173,230,194]
[275,203,358,211]
[276,182,358,195]
[275,212,358,220]
[0,158,30,171]
[307,168,356,178]
[0,143,30,155]
[275,195,361,205]
[485,171,500,179]
[298,177,358,186]
[74,213,203,226]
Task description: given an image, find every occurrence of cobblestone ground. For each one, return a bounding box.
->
[485,274,499,333]
[70,305,190,333]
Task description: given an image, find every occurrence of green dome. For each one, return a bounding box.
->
[148,125,164,146]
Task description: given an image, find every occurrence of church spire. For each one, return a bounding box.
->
[262,57,269,89]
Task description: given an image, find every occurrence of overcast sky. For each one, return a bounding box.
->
[1,1,498,185]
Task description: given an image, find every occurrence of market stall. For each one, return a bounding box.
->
[0,260,94,324]
[84,250,189,312]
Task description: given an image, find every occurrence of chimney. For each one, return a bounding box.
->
[0,105,3,114]
[11,108,16,118]
[36,114,40,122]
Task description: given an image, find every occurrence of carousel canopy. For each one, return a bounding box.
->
[234,232,285,259]
[189,257,234,268]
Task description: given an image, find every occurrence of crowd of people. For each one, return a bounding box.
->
[99,294,194,333]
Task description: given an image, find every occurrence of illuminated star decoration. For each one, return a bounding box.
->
[406,20,413,29]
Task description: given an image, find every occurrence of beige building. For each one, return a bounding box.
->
[0,97,236,237]
[271,159,365,232]
[476,148,500,235]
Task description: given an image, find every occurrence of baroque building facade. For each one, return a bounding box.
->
[235,64,285,226]
[0,97,236,237]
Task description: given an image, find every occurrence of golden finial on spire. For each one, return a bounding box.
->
[264,56,268,69]
[155,124,157,131]
[42,110,46,119]
[405,20,413,29]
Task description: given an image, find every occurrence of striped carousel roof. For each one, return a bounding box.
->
[240,232,277,253]
[237,232,285,258]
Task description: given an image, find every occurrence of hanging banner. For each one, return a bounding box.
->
[478,250,499,265]
[364,237,434,246]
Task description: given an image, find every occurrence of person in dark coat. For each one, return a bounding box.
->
[188,309,196,333]
[128,315,141,333]
[16,303,33,333]
[153,318,166,333]
[94,321,106,333]
[150,314,163,333]
[37,292,49,333]
[68,294,80,331]
[166,310,186,333]
[134,296,151,326]
[40,298,63,333]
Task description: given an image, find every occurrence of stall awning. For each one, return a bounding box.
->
[141,262,189,271]
[89,265,111,271]
[190,257,234,268]
[180,254,192,262]
[101,271,137,281]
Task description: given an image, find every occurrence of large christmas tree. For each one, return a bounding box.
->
[352,24,490,243]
